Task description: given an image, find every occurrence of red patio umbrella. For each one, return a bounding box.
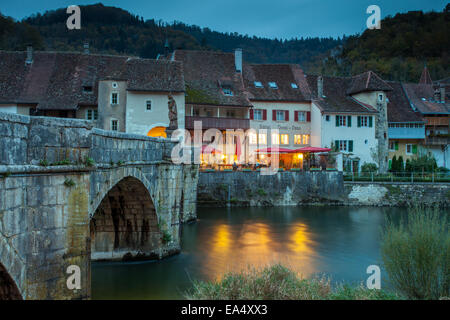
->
[291,147,331,153]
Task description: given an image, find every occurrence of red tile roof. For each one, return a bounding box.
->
[385,81,424,122]
[0,51,184,110]
[346,71,393,95]
[242,64,311,102]
[173,50,251,107]
[306,75,378,114]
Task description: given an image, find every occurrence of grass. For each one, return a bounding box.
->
[381,205,449,299]
[185,264,399,300]
[64,178,76,187]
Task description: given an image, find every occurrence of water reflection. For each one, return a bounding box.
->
[92,206,407,299]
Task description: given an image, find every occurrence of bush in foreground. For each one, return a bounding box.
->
[185,264,398,300]
[381,206,449,299]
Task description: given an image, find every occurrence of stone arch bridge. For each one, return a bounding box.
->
[0,112,198,300]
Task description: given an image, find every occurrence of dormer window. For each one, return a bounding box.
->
[222,87,233,96]
[291,83,298,89]
[254,81,263,88]
[83,86,93,93]
[268,82,278,89]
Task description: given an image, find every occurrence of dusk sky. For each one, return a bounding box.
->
[0,0,447,39]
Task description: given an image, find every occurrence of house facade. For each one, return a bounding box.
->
[0,48,185,137]
[307,72,391,172]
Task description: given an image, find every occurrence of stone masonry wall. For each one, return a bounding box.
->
[198,171,345,207]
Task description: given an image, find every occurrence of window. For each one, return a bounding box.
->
[302,134,310,145]
[258,133,267,145]
[276,110,285,121]
[294,134,302,145]
[83,86,93,93]
[326,115,330,121]
[86,109,98,121]
[406,144,417,155]
[378,93,383,102]
[111,119,118,131]
[268,82,278,89]
[335,140,353,152]
[271,133,280,145]
[389,141,398,151]
[112,82,118,88]
[291,83,298,89]
[111,92,118,105]
[248,133,257,145]
[358,116,372,127]
[254,109,263,120]
[297,111,306,122]
[226,110,235,117]
[146,100,152,111]
[280,134,289,145]
[222,87,233,96]
[193,108,200,116]
[254,81,263,88]
[336,115,346,127]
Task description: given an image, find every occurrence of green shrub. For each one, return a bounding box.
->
[257,189,267,196]
[161,231,172,244]
[361,162,378,173]
[185,264,397,300]
[84,157,95,167]
[39,159,49,166]
[381,205,449,299]
[64,178,76,187]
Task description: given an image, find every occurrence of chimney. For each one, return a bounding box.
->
[26,46,33,65]
[83,42,90,54]
[317,76,323,98]
[234,48,242,73]
[440,85,446,103]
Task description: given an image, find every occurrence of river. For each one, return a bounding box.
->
[91,206,406,299]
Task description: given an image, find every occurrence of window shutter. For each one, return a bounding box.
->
[395,141,398,150]
[263,109,267,120]
[347,116,352,127]
[306,111,311,122]
[335,140,339,151]
[285,110,289,121]
[412,145,417,154]
[388,159,392,170]
[369,116,373,127]
[250,109,254,120]
[348,140,353,152]
[273,110,277,120]
[336,116,339,127]
[294,111,298,122]
[357,116,361,127]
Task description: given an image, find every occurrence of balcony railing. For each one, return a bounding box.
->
[424,117,449,126]
[185,116,250,130]
[424,136,450,145]
[388,127,425,139]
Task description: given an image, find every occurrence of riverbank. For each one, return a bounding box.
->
[197,171,450,207]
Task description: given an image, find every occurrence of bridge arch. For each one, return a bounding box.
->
[0,261,23,300]
[90,175,163,261]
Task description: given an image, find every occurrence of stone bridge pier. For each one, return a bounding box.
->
[0,112,198,299]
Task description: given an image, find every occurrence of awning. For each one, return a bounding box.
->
[255,147,294,154]
[291,147,331,153]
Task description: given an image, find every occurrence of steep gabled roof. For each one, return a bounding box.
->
[402,82,450,114]
[173,50,251,107]
[385,81,424,122]
[242,64,311,102]
[419,66,433,85]
[306,75,378,114]
[346,71,393,95]
[0,51,185,110]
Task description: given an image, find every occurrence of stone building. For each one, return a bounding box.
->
[0,48,185,137]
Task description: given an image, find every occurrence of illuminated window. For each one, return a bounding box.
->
[280,134,289,145]
[294,134,302,145]
[111,92,118,105]
[258,133,267,145]
[302,134,310,145]
[268,82,278,89]
[254,81,263,88]
[271,133,280,144]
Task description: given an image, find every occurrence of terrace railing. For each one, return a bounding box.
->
[344,171,450,183]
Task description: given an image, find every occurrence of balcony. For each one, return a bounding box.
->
[388,127,425,139]
[424,136,450,146]
[424,117,449,126]
[185,116,250,130]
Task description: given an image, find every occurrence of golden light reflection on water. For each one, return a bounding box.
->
[204,221,318,281]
